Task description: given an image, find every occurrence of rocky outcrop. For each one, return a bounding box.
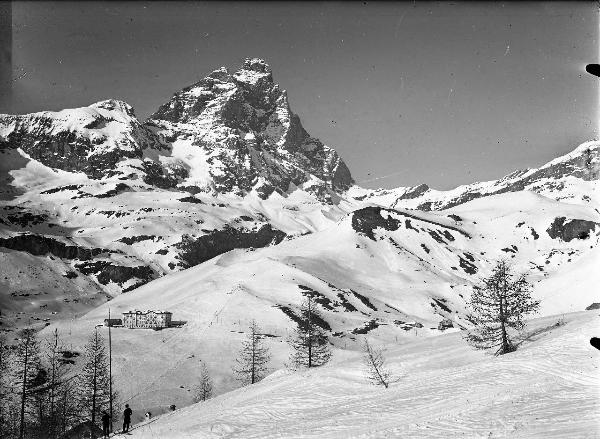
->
[174,224,286,269]
[546,217,599,242]
[351,207,403,240]
[351,206,470,241]
[0,234,108,260]
[74,260,156,291]
[0,233,156,293]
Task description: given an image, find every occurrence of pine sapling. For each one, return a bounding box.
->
[193,362,213,402]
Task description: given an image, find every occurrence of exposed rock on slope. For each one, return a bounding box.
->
[546,217,599,242]
[174,224,287,269]
[0,100,171,180]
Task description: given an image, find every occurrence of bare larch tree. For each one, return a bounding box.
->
[233,320,271,385]
[13,328,42,439]
[465,260,540,355]
[0,334,12,439]
[76,328,112,434]
[43,329,72,438]
[288,296,331,368]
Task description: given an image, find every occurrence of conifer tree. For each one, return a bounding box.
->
[0,334,13,439]
[76,328,112,433]
[193,362,213,402]
[13,328,42,439]
[233,320,271,385]
[44,329,72,438]
[362,339,395,388]
[288,296,331,368]
[57,378,78,437]
[465,260,540,355]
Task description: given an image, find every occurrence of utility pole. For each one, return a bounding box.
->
[108,308,113,434]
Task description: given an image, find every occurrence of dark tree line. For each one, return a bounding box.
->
[0,327,116,439]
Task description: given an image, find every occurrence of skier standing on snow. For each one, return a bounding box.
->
[122,404,133,433]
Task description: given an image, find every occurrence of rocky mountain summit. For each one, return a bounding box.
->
[146,58,353,199]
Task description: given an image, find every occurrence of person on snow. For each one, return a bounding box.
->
[101,410,110,438]
[122,404,133,433]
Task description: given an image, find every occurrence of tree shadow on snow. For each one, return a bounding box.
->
[513,319,566,348]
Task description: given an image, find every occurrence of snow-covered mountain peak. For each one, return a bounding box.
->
[146,59,353,199]
[241,57,272,74]
[232,58,274,86]
[89,99,137,117]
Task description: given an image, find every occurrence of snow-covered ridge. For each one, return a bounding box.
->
[352,140,600,210]
[0,98,169,180]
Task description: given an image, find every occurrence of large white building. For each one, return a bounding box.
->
[122,310,172,329]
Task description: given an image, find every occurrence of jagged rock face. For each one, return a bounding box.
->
[147,58,354,200]
[0,100,171,180]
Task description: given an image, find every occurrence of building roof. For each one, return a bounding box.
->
[123,310,172,315]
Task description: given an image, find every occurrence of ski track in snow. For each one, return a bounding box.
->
[128,312,600,439]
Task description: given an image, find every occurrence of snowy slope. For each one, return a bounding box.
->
[126,311,600,438]
[39,190,600,415]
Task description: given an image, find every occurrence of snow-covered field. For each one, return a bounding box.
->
[126,311,600,439]
[38,188,600,417]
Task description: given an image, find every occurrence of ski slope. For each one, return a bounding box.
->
[126,311,600,439]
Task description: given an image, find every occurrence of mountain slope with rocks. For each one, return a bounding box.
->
[351,140,599,210]
[40,189,599,414]
[0,59,357,332]
[1,58,598,425]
